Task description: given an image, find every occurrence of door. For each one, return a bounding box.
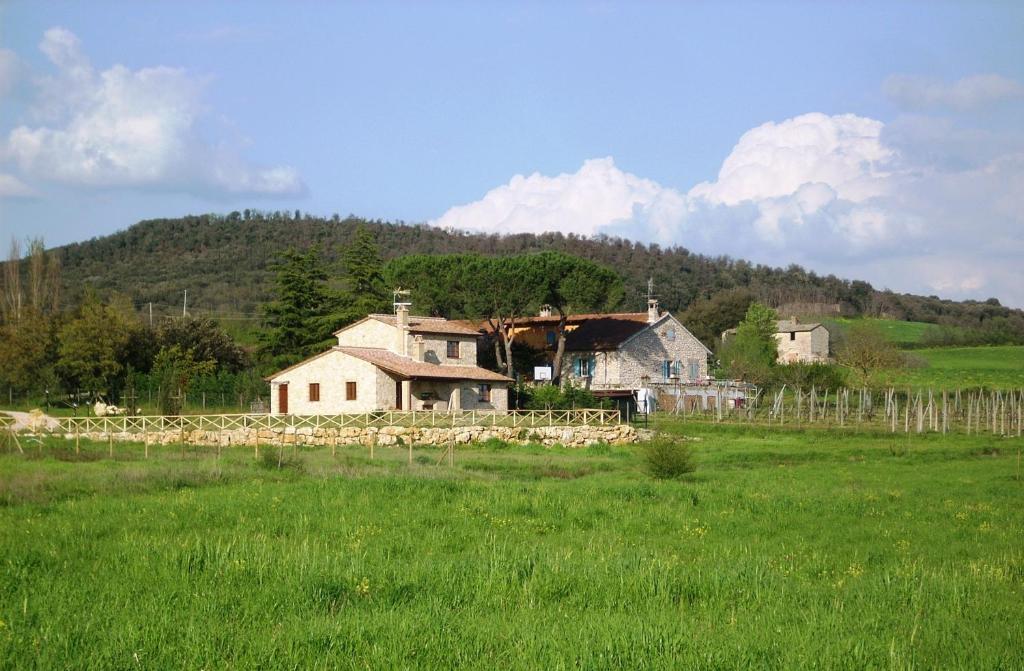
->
[278,383,288,414]
[395,380,403,410]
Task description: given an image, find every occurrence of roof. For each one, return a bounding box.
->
[564,316,651,351]
[776,320,826,333]
[509,312,649,328]
[338,347,512,382]
[334,314,480,337]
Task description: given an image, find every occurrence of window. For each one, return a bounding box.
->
[447,340,460,358]
[688,359,700,381]
[576,356,595,377]
[546,330,556,347]
[346,381,357,401]
[479,383,491,402]
[666,327,676,341]
[790,331,796,341]
[308,383,320,402]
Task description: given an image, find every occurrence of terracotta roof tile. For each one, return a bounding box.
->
[565,316,650,351]
[338,347,511,382]
[367,314,480,336]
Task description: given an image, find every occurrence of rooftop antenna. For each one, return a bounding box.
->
[393,288,412,313]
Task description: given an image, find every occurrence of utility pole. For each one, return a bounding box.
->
[182,290,187,318]
[149,302,153,328]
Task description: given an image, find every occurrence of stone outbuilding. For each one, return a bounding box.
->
[773,318,830,364]
[722,317,831,364]
[267,307,511,415]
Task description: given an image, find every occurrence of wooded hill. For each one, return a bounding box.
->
[51,211,1024,337]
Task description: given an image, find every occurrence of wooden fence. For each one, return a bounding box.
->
[661,385,1024,437]
[50,408,622,435]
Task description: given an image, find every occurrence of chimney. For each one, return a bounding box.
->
[791,315,798,324]
[647,298,660,323]
[395,304,409,356]
[539,304,552,317]
[412,335,425,362]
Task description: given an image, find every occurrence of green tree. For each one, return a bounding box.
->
[262,247,334,359]
[333,226,391,325]
[682,288,755,349]
[719,303,778,384]
[152,345,216,415]
[157,317,248,372]
[534,252,624,383]
[0,310,58,397]
[56,290,135,397]
[836,321,905,387]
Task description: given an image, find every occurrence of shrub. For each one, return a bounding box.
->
[642,437,696,480]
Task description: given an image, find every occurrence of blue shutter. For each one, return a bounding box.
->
[589,356,596,376]
[663,360,671,378]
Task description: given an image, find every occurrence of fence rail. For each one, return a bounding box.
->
[51,408,622,435]
[654,385,1024,437]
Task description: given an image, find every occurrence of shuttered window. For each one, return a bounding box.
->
[308,383,320,402]
[479,384,491,402]
[447,340,460,358]
[346,381,357,401]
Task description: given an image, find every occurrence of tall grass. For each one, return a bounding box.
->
[0,427,1022,668]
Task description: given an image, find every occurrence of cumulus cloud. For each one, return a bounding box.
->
[0,173,35,198]
[432,111,1024,307]
[884,73,1024,110]
[0,48,20,97]
[1,27,303,197]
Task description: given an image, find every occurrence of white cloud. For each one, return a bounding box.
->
[0,173,35,198]
[0,49,20,97]
[432,111,1024,307]
[431,157,684,237]
[1,27,304,197]
[884,73,1024,110]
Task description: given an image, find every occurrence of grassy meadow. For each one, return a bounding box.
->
[884,345,1024,390]
[1,422,1022,669]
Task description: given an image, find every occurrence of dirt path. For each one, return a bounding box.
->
[1,411,61,432]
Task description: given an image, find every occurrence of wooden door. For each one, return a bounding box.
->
[278,384,288,414]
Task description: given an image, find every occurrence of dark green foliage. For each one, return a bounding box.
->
[521,382,607,410]
[772,362,848,390]
[682,287,755,349]
[40,213,1024,341]
[719,303,778,384]
[151,345,216,415]
[156,317,248,373]
[642,437,696,479]
[261,247,334,358]
[333,225,391,325]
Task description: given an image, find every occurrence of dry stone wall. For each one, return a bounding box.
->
[66,423,639,448]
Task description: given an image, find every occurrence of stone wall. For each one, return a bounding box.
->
[66,423,639,449]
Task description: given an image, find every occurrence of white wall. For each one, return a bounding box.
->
[270,350,388,414]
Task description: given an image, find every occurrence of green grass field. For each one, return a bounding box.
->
[1,422,1022,669]
[828,318,941,347]
[883,345,1024,390]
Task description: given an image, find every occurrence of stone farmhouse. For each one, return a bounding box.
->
[504,300,712,394]
[721,317,830,364]
[773,318,830,363]
[267,306,511,415]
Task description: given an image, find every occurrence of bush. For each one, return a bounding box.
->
[642,437,696,480]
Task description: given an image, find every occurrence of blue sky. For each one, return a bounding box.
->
[1,1,1022,305]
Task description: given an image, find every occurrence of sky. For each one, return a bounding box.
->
[1,1,1022,306]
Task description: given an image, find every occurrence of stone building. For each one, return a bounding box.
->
[267,306,511,415]
[721,317,831,364]
[773,318,830,363]
[558,300,712,392]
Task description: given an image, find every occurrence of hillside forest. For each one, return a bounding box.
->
[2,213,1024,411]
